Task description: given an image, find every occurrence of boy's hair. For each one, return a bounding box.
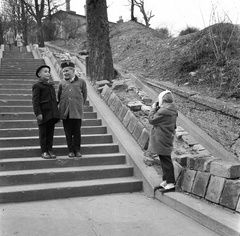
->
[162,93,174,103]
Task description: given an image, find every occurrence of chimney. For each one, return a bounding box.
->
[66,0,70,12]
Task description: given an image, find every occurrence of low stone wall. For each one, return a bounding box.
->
[100,84,240,213]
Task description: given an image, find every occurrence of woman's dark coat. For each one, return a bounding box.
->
[148,103,178,155]
[32,79,60,125]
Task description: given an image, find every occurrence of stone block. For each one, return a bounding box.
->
[103,86,112,102]
[176,126,184,132]
[194,156,216,172]
[138,128,149,150]
[192,144,205,152]
[205,175,225,204]
[127,114,138,134]
[192,171,211,197]
[113,97,123,117]
[107,92,116,107]
[220,179,240,210]
[109,94,120,112]
[141,96,152,105]
[95,80,110,88]
[101,85,109,97]
[132,122,144,140]
[210,160,240,178]
[186,155,197,169]
[236,198,240,213]
[177,168,196,192]
[173,161,183,182]
[174,154,188,167]
[118,105,128,121]
[122,110,132,127]
[141,105,151,115]
[127,101,143,111]
[176,131,188,139]
[182,135,198,146]
[112,80,126,90]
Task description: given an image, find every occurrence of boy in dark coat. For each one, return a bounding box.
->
[148,90,178,192]
[32,65,60,159]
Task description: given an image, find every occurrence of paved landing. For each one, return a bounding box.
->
[0,193,220,236]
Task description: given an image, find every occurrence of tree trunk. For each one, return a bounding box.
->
[37,17,44,47]
[21,0,28,45]
[131,0,135,21]
[86,0,114,82]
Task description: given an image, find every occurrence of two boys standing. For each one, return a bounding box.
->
[32,62,87,159]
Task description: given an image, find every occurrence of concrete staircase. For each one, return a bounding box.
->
[0,47,142,203]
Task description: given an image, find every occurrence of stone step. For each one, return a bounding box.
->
[0,143,120,159]
[0,164,133,186]
[0,89,32,94]
[0,84,34,89]
[0,134,113,147]
[0,112,97,120]
[0,77,36,81]
[0,153,126,171]
[0,99,89,106]
[0,105,93,113]
[0,94,32,99]
[0,118,102,129]
[0,125,107,137]
[0,177,142,203]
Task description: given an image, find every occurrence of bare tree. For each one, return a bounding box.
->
[134,0,154,27]
[86,0,114,82]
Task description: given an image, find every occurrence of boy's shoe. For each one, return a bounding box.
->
[48,151,56,159]
[75,152,82,157]
[42,152,51,159]
[68,152,75,158]
[159,183,175,193]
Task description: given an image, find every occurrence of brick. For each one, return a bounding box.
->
[210,160,240,178]
[205,175,225,203]
[173,161,183,182]
[220,179,240,210]
[127,114,138,134]
[138,128,149,150]
[118,105,128,121]
[103,87,112,102]
[194,156,216,172]
[107,92,116,107]
[177,168,196,192]
[182,135,198,146]
[192,171,211,197]
[122,110,132,127]
[132,122,144,140]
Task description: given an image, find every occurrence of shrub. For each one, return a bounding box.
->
[179,26,199,36]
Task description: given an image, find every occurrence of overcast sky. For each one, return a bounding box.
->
[69,0,240,35]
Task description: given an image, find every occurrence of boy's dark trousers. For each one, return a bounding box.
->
[38,119,55,153]
[62,118,82,153]
[158,154,175,184]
